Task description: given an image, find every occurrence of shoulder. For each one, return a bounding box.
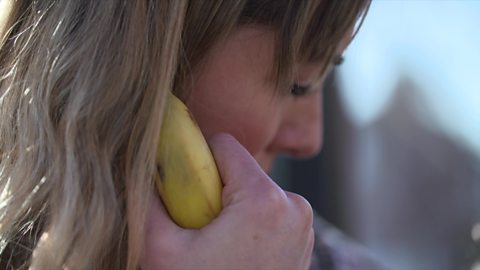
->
[310,214,389,270]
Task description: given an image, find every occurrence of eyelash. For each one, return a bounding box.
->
[290,83,310,97]
[333,55,345,66]
[291,56,344,97]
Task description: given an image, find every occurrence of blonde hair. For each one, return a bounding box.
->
[0,0,369,269]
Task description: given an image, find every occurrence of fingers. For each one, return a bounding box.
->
[208,133,313,236]
[208,133,314,225]
[302,227,316,270]
[208,133,278,206]
[208,133,268,186]
[285,192,315,270]
[285,191,314,228]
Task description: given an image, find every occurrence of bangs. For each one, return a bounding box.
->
[240,0,371,91]
[299,1,371,68]
[176,0,371,98]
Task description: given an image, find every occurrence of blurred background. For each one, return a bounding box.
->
[273,1,480,269]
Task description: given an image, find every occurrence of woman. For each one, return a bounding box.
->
[0,0,378,269]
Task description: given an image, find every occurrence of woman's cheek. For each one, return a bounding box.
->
[242,120,279,159]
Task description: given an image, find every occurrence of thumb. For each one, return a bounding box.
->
[208,133,274,205]
[140,187,186,268]
[144,187,183,235]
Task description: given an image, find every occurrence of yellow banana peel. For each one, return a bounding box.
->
[0,0,13,46]
[155,92,223,229]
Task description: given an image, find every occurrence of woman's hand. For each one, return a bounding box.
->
[141,133,314,270]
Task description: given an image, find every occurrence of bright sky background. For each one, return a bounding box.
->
[337,0,480,157]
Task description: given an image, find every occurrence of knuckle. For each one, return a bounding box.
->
[288,193,314,226]
[263,184,284,203]
[248,179,288,220]
[258,181,287,210]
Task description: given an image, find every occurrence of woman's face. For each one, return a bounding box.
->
[186,26,349,173]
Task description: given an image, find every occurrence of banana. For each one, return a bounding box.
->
[0,0,13,47]
[155,92,223,229]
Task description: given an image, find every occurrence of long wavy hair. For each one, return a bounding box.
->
[0,0,370,269]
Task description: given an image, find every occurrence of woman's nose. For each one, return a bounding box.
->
[268,92,323,158]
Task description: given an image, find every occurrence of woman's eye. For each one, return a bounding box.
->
[333,55,345,66]
[290,83,310,97]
